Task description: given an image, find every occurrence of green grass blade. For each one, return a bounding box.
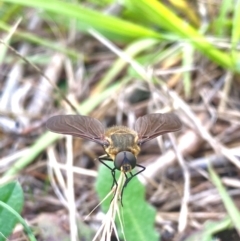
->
[93,38,159,93]
[231,0,240,70]
[215,0,232,36]
[209,165,240,232]
[126,0,238,72]
[185,217,232,241]
[2,0,161,41]
[182,43,194,97]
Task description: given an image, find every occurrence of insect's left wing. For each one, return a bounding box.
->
[46,115,108,145]
[134,113,182,145]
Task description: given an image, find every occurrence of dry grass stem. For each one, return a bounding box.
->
[169,133,190,233]
[1,4,240,240]
[93,173,125,241]
[66,136,78,241]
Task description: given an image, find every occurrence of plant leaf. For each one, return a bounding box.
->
[0,182,24,241]
[96,163,159,241]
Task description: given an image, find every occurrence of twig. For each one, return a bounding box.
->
[66,136,78,241]
[0,40,79,114]
[218,71,233,112]
[47,146,68,207]
[160,82,240,169]
[169,133,190,233]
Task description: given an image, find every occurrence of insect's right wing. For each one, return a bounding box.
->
[134,113,182,145]
[46,115,108,145]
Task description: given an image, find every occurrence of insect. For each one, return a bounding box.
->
[46,113,182,204]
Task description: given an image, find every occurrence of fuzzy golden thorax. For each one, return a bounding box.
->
[103,125,140,161]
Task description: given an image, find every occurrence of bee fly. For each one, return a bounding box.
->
[46,113,182,204]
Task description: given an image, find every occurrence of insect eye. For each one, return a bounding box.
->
[114,151,137,171]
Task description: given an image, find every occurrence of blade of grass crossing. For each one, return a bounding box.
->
[209,165,240,235]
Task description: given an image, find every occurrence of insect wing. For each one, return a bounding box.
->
[46,115,107,145]
[134,113,182,145]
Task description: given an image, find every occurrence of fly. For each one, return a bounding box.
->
[46,113,182,205]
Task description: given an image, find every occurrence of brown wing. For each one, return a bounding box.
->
[134,113,182,145]
[46,115,108,145]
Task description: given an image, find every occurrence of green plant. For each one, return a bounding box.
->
[0,182,26,241]
[96,163,159,241]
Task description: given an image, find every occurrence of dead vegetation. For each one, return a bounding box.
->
[0,1,240,241]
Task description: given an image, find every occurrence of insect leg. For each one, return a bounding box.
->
[125,164,146,187]
[120,164,146,204]
[97,155,119,201]
[97,155,113,170]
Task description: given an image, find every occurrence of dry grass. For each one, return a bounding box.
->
[0,1,240,241]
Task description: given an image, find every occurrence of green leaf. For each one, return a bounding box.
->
[0,182,24,241]
[96,163,159,241]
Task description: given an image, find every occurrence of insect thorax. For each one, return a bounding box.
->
[104,126,140,158]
